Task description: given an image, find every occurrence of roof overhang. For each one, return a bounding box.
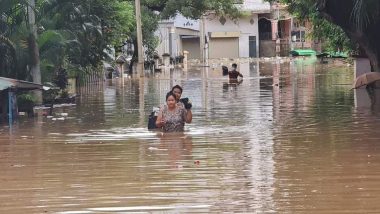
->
[0,77,43,91]
[176,27,200,37]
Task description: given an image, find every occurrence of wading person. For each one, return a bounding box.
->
[156,91,192,132]
[172,85,192,111]
[172,85,184,107]
[229,63,243,83]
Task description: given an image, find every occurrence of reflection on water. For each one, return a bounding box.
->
[1,59,380,213]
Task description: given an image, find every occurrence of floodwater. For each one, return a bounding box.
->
[1,58,380,213]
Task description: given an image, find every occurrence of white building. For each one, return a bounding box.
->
[155,14,200,59]
[203,0,270,59]
[155,0,271,60]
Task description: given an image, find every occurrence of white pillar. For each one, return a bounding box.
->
[163,54,170,67]
[169,27,175,57]
[183,50,189,71]
[200,16,206,66]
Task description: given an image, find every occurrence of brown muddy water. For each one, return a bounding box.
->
[1,59,380,213]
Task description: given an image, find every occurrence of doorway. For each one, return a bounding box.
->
[249,36,257,58]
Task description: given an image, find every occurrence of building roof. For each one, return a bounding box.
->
[0,77,43,91]
[176,27,200,36]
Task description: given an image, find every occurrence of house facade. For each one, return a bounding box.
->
[203,0,270,59]
[155,14,201,59]
[258,2,321,57]
[155,1,318,60]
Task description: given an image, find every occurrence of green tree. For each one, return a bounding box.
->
[143,0,239,19]
[317,0,380,71]
[272,0,352,52]
[0,0,43,102]
[1,0,135,81]
[275,0,380,71]
[1,0,239,84]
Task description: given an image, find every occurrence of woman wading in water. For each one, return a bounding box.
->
[156,91,192,132]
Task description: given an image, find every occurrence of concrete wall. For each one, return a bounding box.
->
[260,40,276,57]
[156,22,173,57]
[204,14,259,58]
[156,15,200,58]
[174,14,200,31]
[156,1,270,59]
[280,40,290,56]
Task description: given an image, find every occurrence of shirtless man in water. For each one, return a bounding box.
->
[228,63,243,84]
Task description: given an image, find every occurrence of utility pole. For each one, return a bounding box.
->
[28,0,42,103]
[200,15,206,66]
[135,0,144,77]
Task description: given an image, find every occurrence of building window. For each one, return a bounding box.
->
[291,30,305,42]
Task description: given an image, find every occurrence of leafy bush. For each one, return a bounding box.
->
[17,93,37,114]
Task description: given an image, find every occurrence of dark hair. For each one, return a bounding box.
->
[166,91,176,101]
[171,85,183,93]
[232,63,237,68]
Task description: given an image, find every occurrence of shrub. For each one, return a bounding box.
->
[17,93,36,115]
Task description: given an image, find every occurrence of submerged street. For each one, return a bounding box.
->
[1,59,380,213]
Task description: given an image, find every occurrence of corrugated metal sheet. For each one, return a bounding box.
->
[0,77,43,91]
[209,38,239,59]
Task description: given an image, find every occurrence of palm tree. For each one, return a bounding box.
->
[0,0,25,78]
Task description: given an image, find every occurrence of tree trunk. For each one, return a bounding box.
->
[28,0,42,104]
[317,0,380,72]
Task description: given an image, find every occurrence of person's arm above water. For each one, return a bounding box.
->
[185,109,192,123]
[238,71,243,78]
[155,109,166,128]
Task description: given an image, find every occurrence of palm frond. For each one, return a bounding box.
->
[350,0,380,30]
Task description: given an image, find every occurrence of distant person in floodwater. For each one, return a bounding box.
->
[172,85,184,107]
[172,85,193,112]
[229,63,243,84]
[156,91,192,132]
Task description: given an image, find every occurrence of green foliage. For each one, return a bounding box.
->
[1,0,237,82]
[142,0,239,19]
[272,0,353,52]
[0,0,29,79]
[1,0,136,82]
[17,93,37,110]
[350,0,380,31]
[111,1,135,44]
[126,0,238,62]
[307,11,354,52]
[140,7,159,59]
[42,86,59,103]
